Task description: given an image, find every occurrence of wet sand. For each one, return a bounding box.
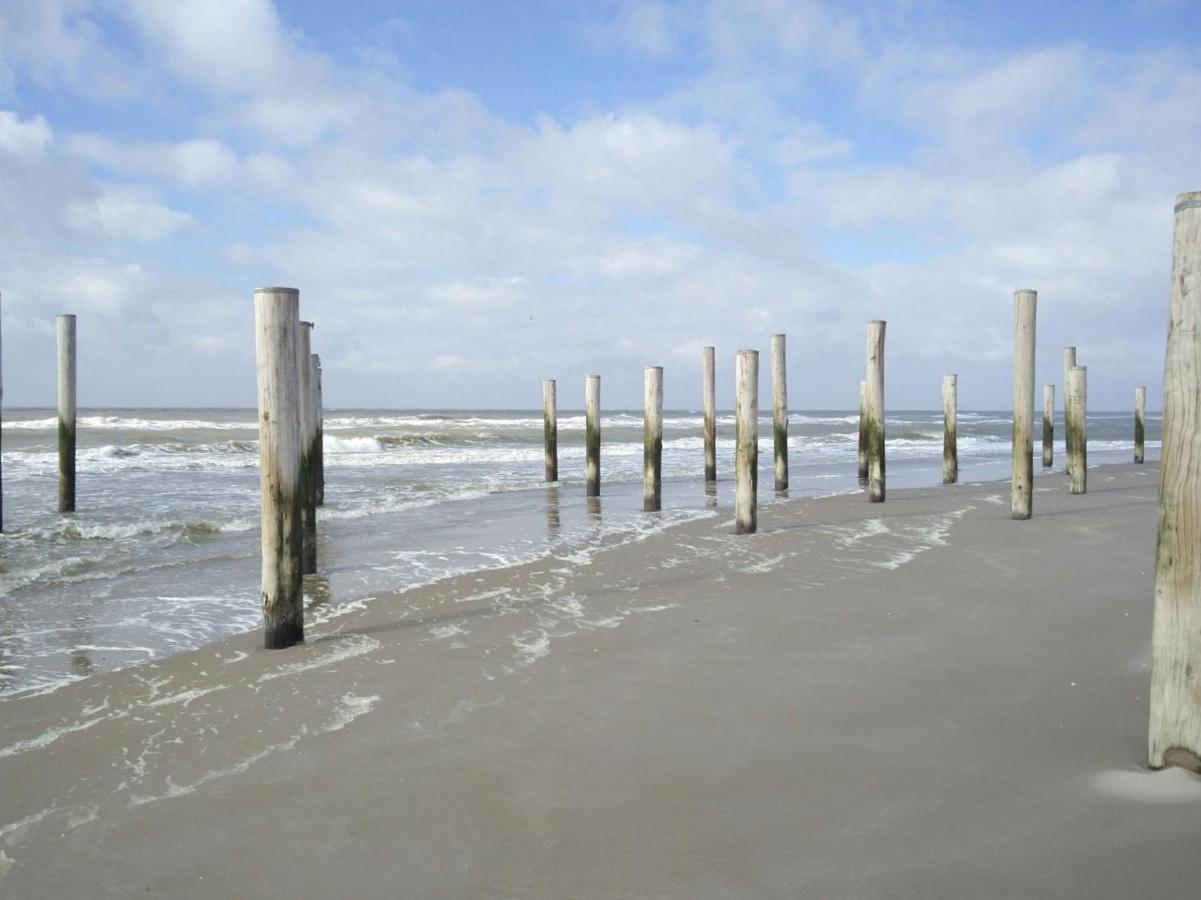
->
[3,463,1200,898]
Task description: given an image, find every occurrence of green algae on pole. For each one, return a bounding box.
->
[1010,290,1036,520]
[56,314,77,514]
[857,378,868,485]
[942,373,958,485]
[313,355,325,506]
[1150,191,1201,772]
[298,321,317,576]
[643,366,663,512]
[1135,386,1147,464]
[702,346,716,483]
[1066,366,1087,495]
[771,333,788,492]
[1042,384,1054,468]
[542,379,558,483]
[865,322,886,503]
[585,375,601,497]
[254,287,305,650]
[735,349,759,534]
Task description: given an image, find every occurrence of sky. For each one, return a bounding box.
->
[0,0,1197,411]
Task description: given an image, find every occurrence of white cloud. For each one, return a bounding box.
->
[65,189,193,242]
[0,109,53,159]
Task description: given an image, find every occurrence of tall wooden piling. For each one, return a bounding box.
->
[313,354,324,506]
[702,346,716,483]
[643,366,663,512]
[1062,347,1077,475]
[865,322,886,503]
[298,322,317,575]
[307,352,322,527]
[254,287,304,649]
[857,379,868,484]
[1066,366,1087,495]
[542,379,558,482]
[735,350,758,534]
[1150,191,1201,770]
[1,292,4,532]
[57,314,77,513]
[1011,290,1036,520]
[585,375,601,497]
[770,334,788,492]
[1135,386,1147,464]
[1042,384,1054,468]
[942,373,957,485]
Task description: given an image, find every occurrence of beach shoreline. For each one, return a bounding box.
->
[4,460,1199,897]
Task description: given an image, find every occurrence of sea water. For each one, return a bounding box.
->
[0,407,1159,698]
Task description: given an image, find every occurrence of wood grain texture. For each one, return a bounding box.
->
[942,374,958,485]
[585,375,601,497]
[865,322,886,503]
[1011,291,1036,519]
[643,366,663,512]
[543,379,558,483]
[702,346,716,483]
[735,350,758,534]
[56,314,76,514]
[771,334,788,492]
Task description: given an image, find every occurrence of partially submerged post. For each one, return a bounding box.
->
[1042,384,1054,468]
[857,379,868,484]
[57,314,76,513]
[298,322,317,575]
[585,375,601,497]
[643,366,663,512]
[702,346,716,483]
[1011,290,1036,519]
[735,350,758,534]
[1150,191,1201,770]
[865,322,886,503]
[307,353,322,521]
[1066,366,1087,495]
[313,355,324,506]
[542,379,558,482]
[942,373,957,485]
[1135,386,1147,464]
[1062,347,1077,475]
[771,334,788,492]
[254,287,304,649]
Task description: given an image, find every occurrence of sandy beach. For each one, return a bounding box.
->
[2,462,1199,898]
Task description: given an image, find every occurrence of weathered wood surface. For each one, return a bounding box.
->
[735,350,758,534]
[57,314,77,514]
[1066,366,1087,495]
[298,322,317,576]
[585,375,601,497]
[865,322,886,503]
[1042,384,1054,468]
[1135,385,1146,464]
[942,373,957,485]
[313,354,325,506]
[1011,290,1036,519]
[254,287,304,650]
[643,366,663,512]
[771,334,788,492]
[543,379,558,483]
[1062,347,1076,478]
[857,379,867,484]
[1149,192,1201,771]
[702,346,716,483]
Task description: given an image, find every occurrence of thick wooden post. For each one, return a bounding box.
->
[857,379,868,484]
[1135,385,1147,464]
[254,287,304,649]
[1067,366,1087,495]
[313,354,324,506]
[702,346,716,483]
[1150,191,1201,770]
[542,379,558,482]
[57,314,77,513]
[1011,290,1036,519]
[771,334,788,491]
[1042,384,1054,468]
[307,352,322,528]
[585,375,601,497]
[643,366,663,512]
[298,322,317,575]
[942,373,957,485]
[735,350,758,534]
[0,292,4,532]
[865,322,886,503]
[1062,347,1076,476]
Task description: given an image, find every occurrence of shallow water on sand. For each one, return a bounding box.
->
[0,407,1158,698]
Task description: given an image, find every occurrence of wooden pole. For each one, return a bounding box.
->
[865,321,886,503]
[702,346,716,483]
[770,334,788,492]
[1066,366,1087,495]
[585,375,601,497]
[942,373,957,485]
[1011,290,1036,519]
[57,314,76,513]
[1042,384,1054,468]
[1062,347,1076,477]
[313,354,324,506]
[307,352,322,531]
[1135,385,1147,464]
[542,379,558,483]
[643,366,663,512]
[254,287,304,649]
[1,292,4,533]
[735,350,758,534]
[298,322,317,576]
[1150,190,1201,770]
[857,378,868,484]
